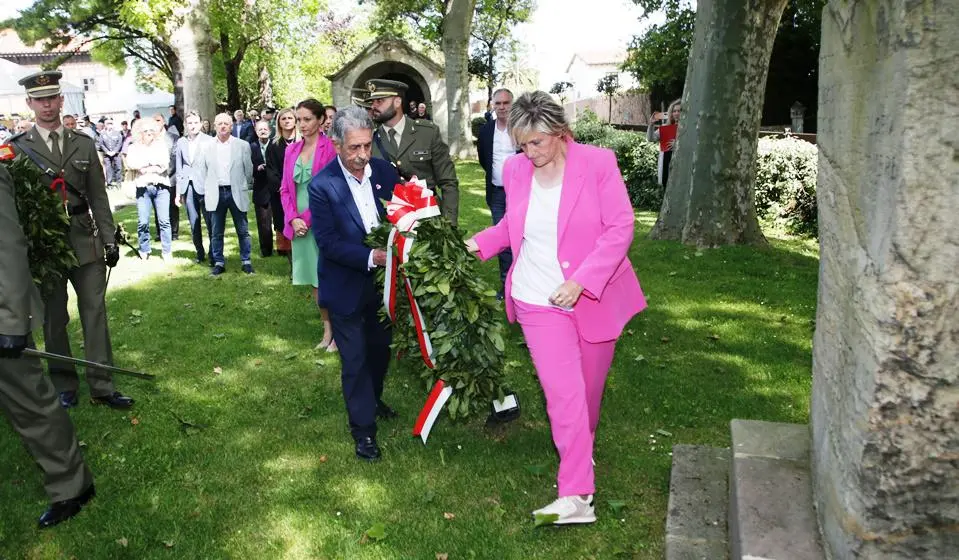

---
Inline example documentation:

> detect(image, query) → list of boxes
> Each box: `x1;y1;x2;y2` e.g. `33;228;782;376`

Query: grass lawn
0;161;819;559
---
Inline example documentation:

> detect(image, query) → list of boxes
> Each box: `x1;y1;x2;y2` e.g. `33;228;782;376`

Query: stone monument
811;2;958;558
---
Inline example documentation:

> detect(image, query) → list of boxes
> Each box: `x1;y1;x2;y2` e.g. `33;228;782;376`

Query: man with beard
10;71;133;410
308;106;400;461
365;79;459;227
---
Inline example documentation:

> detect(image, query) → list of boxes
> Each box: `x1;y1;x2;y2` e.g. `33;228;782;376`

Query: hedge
571;111;819;237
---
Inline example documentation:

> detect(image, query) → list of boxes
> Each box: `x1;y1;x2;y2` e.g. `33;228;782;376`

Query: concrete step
666;444;731;560
728;419;824;560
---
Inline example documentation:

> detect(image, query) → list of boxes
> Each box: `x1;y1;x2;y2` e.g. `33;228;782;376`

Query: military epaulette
66;130;94;144
411;119;435;128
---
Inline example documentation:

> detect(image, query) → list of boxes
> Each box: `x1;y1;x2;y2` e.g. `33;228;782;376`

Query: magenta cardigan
280;134;336;241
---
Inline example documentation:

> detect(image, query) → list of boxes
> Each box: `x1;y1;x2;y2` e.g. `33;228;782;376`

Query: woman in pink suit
281;98;337;350
466;91;646;525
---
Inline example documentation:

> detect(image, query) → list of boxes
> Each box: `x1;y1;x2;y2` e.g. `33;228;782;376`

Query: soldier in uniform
366;79;460;227
11;71;133;409
0;165;96;528
96;117;124;188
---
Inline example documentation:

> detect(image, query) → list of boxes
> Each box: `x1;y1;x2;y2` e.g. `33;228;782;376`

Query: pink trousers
514;299;616;497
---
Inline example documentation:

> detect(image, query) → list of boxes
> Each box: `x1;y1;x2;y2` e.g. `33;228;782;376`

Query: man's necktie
388;128;398;154
49;130;62;164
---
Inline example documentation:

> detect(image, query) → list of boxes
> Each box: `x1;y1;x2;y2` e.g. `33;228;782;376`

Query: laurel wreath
368;218;508;420
4;156;78;286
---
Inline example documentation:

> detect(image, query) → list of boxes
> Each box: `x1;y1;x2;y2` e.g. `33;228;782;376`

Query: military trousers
43;261;116;397
0;339;93;502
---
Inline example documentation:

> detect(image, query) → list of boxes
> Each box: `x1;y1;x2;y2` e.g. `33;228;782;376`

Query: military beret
17;70;63;98
365;78;408;100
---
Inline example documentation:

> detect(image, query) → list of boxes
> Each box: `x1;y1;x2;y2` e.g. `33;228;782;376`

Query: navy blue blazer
308;157;399;316
477;119;495;190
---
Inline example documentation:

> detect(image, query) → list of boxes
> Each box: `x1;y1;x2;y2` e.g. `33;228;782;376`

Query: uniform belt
68;203;90;216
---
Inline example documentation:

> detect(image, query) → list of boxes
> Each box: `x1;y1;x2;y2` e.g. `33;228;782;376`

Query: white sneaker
532;495;596;525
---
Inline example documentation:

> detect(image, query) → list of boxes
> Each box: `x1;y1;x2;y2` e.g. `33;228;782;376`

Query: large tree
468;0;534;103
650;0;789;246
623;0;695;109
370;0;479;157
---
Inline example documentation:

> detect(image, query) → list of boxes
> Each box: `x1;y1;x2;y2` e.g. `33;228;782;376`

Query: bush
755;135;818;237
572;110;662;210
470;116;487;140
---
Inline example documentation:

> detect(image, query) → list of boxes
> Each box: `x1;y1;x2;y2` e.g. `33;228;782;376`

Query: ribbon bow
383;178;440;369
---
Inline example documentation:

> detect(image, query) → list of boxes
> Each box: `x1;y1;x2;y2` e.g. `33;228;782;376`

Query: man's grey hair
330;106;373;144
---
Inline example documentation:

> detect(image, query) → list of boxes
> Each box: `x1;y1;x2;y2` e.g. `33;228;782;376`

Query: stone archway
328;37;447;139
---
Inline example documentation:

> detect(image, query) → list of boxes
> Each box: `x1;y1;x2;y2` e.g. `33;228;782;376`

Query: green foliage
572;111;662;210
367;218;507;420
623;0;695;107
469;0;534;96
470;116;487;140
763;0;825;131
754;136;818;237
5;157;77;286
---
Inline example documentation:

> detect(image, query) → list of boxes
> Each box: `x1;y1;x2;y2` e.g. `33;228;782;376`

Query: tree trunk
258;65;273;108
168;0;216;122
649;0;787;246
170;55;184;115
486;47;495;103
441;0;477;158
608;95;613;122
220;32;242;111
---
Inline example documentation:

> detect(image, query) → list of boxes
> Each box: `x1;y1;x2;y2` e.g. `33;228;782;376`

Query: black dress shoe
355;437;381;461
38;484;96;529
211;265;226;276
90;391;135;409
59;391;78;409
375;401;398;419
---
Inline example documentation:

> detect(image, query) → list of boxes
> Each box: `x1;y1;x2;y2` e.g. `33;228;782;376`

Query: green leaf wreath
368;218;508;420
4;156;77;286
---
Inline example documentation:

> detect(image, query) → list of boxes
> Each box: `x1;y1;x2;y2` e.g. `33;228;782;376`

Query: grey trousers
0;340;93;502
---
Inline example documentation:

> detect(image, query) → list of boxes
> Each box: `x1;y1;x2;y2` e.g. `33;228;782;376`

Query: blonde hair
273;107;300;144
667;98;682;125
508;90;572;145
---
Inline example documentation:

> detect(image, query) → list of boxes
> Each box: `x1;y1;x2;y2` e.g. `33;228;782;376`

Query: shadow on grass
0;161;818;559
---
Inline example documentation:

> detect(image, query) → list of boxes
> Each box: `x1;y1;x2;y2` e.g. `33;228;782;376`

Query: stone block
666;444;730;560
729;420;823;560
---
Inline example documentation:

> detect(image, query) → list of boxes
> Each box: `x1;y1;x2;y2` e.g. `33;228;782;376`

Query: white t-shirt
510;176;568;309
491;124;514;187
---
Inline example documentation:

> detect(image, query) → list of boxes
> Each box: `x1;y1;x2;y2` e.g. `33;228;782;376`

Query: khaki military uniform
372;117;460;227
10;126;118;397
0;165;94;502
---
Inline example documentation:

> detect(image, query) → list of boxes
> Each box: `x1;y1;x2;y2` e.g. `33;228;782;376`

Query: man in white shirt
205;112;254;276
307;106;401;462
477;88;516;298
175;111;215;264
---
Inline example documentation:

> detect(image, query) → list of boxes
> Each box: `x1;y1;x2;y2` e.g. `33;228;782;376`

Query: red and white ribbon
383;178;439;369
412;379;453;444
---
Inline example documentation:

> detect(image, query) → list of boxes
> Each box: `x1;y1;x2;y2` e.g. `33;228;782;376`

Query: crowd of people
2;72;647;530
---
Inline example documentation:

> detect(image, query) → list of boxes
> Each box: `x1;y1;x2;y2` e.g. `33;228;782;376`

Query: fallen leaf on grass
436;554;449;560
213;333;226;339
608;499;627;514
116;537;128;547
162;540;175;548
363;522;387;542
130;310;142;318
655;428;673;437
130;417;139;426
253;359;264;367
443;512;455;520
707;334;720;340
314;359;326;367
660;337;671;343
78;440;86;447
284;353;298;360
319;455;327;463
633;355;646;362
213;366;223;375
534;513;560;527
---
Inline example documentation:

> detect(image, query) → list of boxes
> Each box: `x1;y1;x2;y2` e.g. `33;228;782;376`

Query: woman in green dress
281;98;337;351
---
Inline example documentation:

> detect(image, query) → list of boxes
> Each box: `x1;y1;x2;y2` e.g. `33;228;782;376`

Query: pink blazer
473;141;647;343
280;134;336;241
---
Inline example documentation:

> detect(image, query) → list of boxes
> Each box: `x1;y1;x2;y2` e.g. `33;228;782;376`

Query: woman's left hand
549;280;585;309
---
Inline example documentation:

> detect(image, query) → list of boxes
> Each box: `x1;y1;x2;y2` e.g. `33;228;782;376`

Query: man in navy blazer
476;88;516;297
308;106;400;461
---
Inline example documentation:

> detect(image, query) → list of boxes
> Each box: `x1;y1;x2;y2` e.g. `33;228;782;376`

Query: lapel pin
375;184;381;190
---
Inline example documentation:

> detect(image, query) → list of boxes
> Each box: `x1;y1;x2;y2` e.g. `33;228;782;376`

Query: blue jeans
209;187;252;267
184;183;212;261
485;183;512;287
136;185;171;255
